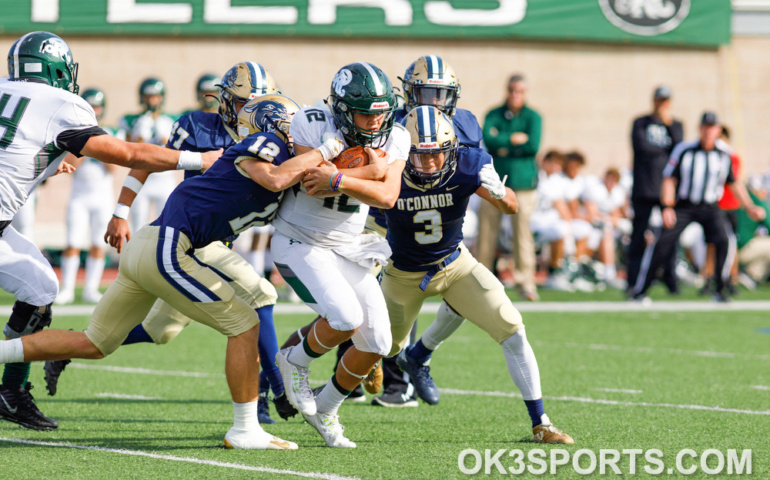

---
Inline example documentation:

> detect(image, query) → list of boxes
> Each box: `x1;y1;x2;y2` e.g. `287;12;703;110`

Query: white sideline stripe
439;389;770;416
594;388;642;394
0;438;361;480
95;393;161;400
69;363;224;378
538;341;770;362
6;300;770;317
751;385;770;391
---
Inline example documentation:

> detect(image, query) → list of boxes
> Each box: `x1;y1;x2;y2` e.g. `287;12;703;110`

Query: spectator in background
478;74;542;300
737;181;770;285
627;86;684;295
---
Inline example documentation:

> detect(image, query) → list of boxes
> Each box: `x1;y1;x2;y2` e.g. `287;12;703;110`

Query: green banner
0;0;731;47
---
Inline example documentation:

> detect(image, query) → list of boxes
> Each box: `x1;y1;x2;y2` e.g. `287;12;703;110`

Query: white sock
604;264;617;281
421;302;465;351
247;250;265;275
287;343;317;368
501;329;542;400
59;254;80;295
84;255;105;294
0;338;24;364
315;378;349;414
233;400;263;431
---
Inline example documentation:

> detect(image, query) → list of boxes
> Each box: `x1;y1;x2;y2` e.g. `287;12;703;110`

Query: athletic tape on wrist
177;150;203;170
122;175;144;195
113;203;130;220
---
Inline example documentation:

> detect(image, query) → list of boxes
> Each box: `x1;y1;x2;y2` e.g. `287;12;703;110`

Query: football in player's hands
332;145;386;170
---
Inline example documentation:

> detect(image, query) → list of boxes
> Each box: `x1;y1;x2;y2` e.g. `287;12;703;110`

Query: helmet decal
39;37;71;64
332;69;353;97
425;55;444;81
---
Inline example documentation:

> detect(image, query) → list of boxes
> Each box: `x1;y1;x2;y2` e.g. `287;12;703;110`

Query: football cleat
257;393;276;425
532;415;574;445
273;393;299;420
363;361;383;394
371;389;418;408
44;359;71;396
0;383;58;431
544;273;573;292
223;427;298;450
396;348;439;405
275;348;316;416
304;411;356;448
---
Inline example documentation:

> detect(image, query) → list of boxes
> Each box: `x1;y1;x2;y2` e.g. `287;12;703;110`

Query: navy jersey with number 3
166;111;239;180
385;147;491;269
154;132;289;249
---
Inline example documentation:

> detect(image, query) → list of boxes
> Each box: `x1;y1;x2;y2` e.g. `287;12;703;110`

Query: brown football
332;145;386;169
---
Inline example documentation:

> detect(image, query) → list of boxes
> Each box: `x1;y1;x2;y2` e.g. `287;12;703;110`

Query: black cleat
273;393;298;420
396;348;440;405
44;359;71;396
0;383;58;431
371;389;418;408
257;393;276;424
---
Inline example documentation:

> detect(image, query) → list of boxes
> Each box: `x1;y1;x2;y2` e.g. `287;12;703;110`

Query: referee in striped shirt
633;112;766;302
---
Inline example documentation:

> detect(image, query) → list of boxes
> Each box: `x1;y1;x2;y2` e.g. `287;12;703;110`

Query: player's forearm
81;135;204;172
338;176;399;209
116;170;151;207
477;186;517;214
660;177;677;207
554;201;572;221
730;182;756;211
266;149;325;192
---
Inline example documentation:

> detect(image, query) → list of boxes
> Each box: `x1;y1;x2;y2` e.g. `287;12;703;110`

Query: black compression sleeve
56;126;108;157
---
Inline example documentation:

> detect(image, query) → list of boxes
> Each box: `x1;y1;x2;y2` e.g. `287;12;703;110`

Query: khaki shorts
381;246;523;357
141;240;277;344
84;226;260;355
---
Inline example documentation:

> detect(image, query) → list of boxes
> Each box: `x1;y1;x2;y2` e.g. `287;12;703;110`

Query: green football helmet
196;73;221;110
7;31;79;94
81;88;106;121
138;77;165;111
328;62;396;148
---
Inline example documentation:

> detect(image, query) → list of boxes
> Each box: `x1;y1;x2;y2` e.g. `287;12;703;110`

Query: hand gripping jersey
166;110;239;180
385;147;490;269
273;105;410;248
0;78;104;220
153;131;288;249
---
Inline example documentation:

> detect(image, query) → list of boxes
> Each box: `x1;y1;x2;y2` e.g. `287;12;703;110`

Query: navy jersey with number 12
385;147;491;269
154;131;288;249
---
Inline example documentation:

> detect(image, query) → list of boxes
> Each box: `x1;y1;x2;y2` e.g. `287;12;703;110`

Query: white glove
479;164;506;200
317;132;346;162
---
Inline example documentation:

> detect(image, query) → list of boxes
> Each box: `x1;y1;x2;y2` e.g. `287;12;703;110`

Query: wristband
333;173;344;191
122;175;144;195
338;174;345;190
329;173;336;190
177;150;203;170
113;203;130;220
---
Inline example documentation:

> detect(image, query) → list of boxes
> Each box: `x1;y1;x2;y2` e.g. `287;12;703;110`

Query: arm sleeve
51;95;102;157
662;144;685;180
631;117;666;157
56;126;108;157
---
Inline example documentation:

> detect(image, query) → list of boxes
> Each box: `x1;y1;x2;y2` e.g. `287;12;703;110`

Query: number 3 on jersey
414;209;442;244
247;136;280;162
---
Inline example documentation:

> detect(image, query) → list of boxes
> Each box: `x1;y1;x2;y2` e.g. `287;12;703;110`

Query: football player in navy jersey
0;95;346;449
371;55;483;407
381;106;573;444
65;62;291;424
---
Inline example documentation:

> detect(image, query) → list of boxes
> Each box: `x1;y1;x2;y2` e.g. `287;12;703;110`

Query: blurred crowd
15;73;770;304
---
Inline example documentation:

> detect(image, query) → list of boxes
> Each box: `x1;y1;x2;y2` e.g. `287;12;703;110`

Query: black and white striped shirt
662;139;735;205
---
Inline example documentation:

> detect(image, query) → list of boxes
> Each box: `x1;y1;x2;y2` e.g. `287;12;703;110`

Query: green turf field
1;302;767;479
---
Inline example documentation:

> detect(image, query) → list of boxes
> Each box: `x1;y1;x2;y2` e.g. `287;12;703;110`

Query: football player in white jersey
56;88;124;305
273;62;410;448
0;31;218;431
120;78;178;234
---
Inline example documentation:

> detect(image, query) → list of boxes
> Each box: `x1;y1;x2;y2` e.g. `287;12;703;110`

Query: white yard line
594;388;643;394
535;341;770;362
6;300;770;318
751;385;770;391
68;363;225;378
0;437;362;480
95;393;161;400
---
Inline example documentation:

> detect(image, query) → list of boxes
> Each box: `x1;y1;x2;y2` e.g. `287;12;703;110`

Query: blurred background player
56;88;124;305
186;73;221;115
120;77;177;234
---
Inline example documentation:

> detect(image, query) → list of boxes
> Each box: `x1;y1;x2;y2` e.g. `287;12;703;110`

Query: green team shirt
482;103;542;191
736;190;770;249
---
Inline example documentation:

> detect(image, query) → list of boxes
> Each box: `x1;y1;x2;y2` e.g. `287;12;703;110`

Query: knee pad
4;301;52;339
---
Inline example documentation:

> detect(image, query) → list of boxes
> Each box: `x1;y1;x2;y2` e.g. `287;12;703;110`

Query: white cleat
223;427;298;450
275;348;316;417
304;411;356;448
54;290;74;305
81;290;103;304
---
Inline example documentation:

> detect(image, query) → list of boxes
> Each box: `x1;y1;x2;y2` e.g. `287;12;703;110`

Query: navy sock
2;363;31;388
407;339;433;365
122;324;153;345
524;398;545;428
257;305;284;397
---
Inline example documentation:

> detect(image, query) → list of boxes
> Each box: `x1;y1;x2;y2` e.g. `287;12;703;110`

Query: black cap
700;111;718;126
653;86;672;100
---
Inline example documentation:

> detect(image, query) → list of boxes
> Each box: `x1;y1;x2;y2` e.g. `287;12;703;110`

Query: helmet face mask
196;73;221;110
403;106;458;190
7;31;79;94
219;62;278;130
236;94;300;148
138;78;165;112
401;55;461;117
329;62;396;148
